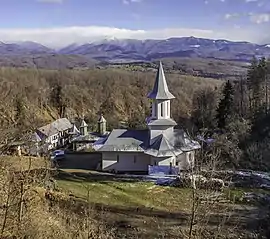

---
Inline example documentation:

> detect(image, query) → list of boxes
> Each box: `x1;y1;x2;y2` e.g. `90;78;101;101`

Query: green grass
55;172;195;238
56;177;192;212
53;170;268;238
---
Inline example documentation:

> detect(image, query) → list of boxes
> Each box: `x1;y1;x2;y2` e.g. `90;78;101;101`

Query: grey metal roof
37;118;73;137
145;134;183;157
69;124;80;135
71;133;100;143
171;129;201;151
96;129;149;152
96;128;200;156
147;61;175;100
31;132;42;142
147;118;177;126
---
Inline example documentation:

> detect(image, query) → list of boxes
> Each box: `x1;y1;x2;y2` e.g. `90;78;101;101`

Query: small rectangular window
160;103;164;117
117;155;119;163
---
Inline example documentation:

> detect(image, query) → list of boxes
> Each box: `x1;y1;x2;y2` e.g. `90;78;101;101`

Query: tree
216;80;234;129
247;57;267;118
127;109;147;129
50;83;68;118
14;95;26;127
191;87;218;131
232;76;249;119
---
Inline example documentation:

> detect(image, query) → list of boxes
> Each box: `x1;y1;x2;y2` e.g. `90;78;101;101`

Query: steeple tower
97;114;107;135
80;119;88;136
148;61;175;100
147;62;177;141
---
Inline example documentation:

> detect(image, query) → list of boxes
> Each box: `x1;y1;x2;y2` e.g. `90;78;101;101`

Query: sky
0;0;270;47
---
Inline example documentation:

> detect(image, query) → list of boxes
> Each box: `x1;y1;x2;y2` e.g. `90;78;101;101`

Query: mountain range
0;37;270;69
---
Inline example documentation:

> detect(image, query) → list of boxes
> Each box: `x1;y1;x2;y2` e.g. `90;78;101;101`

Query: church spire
147;61;175;100
146;60;177;136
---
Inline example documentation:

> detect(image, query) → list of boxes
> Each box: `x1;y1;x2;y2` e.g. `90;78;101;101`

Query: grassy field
55;169;264;238
1;156;267;238
56;173;191;211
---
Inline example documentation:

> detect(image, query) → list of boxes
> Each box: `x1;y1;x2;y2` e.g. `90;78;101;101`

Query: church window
117;155;119;162
167;102;169;116
189;153;193;161
161;103;164;117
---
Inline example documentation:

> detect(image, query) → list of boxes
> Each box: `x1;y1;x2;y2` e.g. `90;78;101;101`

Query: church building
94;62;200;174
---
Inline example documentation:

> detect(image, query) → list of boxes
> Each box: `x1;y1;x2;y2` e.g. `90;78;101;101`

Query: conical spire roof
69;124;80;135
147;61;175;100
98;114;106;123
80;119;88;128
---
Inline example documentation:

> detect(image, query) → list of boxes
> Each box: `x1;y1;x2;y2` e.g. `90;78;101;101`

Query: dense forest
193;57;270;171
0;66;219;139
1;60;270;239
1;57;270;171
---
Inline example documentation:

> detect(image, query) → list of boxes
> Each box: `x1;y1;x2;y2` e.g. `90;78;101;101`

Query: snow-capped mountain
0;37;270;63
57;37;270;62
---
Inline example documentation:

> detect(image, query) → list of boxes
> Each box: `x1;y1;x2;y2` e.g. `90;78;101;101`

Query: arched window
161;103;164;117
189;152;192;161
155;103;158;118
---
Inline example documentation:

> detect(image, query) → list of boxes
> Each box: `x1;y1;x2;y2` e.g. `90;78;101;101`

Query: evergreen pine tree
247;57;266;117
257;57;268;114
216;80;234;129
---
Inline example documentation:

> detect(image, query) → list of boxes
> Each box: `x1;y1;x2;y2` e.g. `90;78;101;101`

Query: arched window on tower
161;103;164;117
167;101;169;117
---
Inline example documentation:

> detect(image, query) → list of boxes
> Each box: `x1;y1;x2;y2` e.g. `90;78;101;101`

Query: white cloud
224;13;241;19
250;13;270;23
37;0;63;3
122;0;141;4
224;11;270;24
0;25;269;48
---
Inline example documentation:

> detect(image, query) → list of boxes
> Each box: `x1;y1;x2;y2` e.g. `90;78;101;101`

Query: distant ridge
0;36;269;69
57;37;270;63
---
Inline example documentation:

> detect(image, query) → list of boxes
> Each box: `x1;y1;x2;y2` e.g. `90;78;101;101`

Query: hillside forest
1;58;270;170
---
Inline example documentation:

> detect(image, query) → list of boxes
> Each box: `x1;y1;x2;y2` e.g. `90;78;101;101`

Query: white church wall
102;152;118;171
150;155;176;166
102;152;150;172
